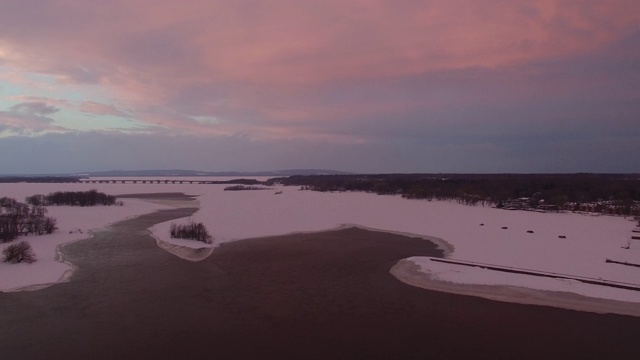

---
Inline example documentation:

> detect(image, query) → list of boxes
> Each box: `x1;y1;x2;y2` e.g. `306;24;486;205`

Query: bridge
79;179;213;184
77;179;263;185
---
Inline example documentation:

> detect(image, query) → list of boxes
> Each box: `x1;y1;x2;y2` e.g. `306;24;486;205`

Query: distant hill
67;169;351;177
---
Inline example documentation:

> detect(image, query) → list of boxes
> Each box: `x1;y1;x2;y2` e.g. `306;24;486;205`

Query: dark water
1;207;640;359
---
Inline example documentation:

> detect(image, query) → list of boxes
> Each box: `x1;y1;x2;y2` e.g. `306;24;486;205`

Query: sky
0;0;639;174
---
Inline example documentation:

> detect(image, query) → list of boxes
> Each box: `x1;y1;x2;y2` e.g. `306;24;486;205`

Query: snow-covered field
1;180;639;308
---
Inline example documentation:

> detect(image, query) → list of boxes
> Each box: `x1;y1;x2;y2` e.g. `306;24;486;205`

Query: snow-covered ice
1;180;639;310
406;257;640;303
149;185;640;307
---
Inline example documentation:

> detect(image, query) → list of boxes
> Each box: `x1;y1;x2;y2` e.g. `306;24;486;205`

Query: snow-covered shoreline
0;196;170;292
2;181;639;313
146;185;640;310
390;259;640;317
142;183;639;302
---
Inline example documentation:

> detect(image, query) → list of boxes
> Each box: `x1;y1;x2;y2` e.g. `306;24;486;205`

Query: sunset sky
1;0;639;174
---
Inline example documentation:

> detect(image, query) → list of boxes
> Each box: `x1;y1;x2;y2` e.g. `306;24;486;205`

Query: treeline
0;197;57;243
268;173;640;215
170;222;213;244
26;190;122;207
0;176;80;183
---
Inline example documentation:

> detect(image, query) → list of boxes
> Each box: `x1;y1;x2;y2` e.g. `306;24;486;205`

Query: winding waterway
1;203;639;359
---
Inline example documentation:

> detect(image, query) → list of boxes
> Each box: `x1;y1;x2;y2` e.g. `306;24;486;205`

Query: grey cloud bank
1;132;638;175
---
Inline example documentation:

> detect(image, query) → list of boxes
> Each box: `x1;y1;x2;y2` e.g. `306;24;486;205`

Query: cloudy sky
1;0;639;174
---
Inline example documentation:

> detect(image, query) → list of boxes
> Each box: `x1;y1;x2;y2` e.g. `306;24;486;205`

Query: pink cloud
0;0;638;141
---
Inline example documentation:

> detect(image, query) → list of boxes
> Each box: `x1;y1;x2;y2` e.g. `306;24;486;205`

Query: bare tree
2;241;36;263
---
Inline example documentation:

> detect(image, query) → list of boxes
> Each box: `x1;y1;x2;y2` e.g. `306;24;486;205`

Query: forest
267;173;640;216
0;197;57;243
25;190;121;207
